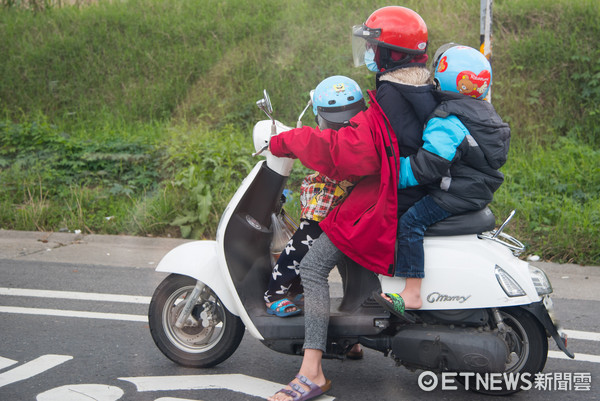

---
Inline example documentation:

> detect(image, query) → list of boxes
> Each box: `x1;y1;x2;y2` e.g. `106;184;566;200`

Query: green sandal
372;291;416;323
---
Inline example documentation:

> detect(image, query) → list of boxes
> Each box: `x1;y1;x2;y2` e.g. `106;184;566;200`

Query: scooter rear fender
381;235;541;310
155;240;240;316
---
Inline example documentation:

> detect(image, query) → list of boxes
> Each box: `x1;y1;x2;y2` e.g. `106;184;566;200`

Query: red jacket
269;90;399;276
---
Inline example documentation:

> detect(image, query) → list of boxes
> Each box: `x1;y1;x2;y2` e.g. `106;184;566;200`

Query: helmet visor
317;115;347;131
352;25;380;67
316;101;366;130
432;42;460;71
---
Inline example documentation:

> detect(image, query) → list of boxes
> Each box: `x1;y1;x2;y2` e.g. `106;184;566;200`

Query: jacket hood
432;91;511;170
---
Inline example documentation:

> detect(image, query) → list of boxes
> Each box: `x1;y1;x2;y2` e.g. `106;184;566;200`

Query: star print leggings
264;219;323;304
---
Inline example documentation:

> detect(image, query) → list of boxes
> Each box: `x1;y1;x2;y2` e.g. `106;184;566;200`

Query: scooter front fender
521;301;574;358
155;240;240;316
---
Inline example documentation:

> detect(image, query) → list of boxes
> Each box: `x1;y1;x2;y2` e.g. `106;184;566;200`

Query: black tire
148;274;245;368
467;307;548;395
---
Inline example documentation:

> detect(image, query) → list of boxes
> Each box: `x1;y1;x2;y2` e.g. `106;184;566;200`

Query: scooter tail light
495;265;526;297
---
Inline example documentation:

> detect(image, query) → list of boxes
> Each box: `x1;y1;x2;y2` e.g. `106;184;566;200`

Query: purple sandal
273;374;331;401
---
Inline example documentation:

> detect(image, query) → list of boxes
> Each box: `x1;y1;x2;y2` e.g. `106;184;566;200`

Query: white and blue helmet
434;46;492;100
312;75;366;130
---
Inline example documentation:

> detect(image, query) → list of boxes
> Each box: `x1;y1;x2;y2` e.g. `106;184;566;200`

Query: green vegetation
1;0;599;264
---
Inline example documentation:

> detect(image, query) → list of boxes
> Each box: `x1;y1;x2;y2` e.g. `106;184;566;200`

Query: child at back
374;45;511;319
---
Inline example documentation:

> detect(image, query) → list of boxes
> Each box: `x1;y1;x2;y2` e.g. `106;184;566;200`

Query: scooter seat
425;207;495;237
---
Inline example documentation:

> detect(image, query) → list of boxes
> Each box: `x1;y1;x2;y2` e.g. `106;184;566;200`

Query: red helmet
352;6;428;70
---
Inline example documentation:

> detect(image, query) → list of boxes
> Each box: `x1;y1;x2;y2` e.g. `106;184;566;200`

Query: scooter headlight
529;265;553;295
495;265;526;297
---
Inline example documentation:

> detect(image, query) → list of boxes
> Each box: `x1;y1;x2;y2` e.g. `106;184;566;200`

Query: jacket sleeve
269;116;381;180
398;115;469;189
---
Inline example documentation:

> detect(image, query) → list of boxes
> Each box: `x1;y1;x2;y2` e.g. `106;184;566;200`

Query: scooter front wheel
148;273;245;368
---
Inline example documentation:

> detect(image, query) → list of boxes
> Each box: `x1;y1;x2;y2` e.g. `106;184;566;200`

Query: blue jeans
395;195;451;278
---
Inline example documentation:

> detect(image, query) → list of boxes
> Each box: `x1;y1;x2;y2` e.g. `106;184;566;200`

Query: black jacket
401;91;511;214
375;65;439;215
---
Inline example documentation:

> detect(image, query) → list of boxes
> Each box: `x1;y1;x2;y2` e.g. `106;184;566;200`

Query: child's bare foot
398;290;422;309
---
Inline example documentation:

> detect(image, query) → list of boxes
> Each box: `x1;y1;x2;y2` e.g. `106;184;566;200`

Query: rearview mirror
256;89;273;120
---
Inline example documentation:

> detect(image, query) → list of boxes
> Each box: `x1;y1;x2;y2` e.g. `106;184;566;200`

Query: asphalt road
0;230;599;400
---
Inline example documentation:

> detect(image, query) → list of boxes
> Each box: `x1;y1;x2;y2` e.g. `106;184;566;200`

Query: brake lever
252;144;269;157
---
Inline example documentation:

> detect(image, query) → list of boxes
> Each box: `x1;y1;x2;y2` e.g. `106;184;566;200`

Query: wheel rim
500;311;529;373
161;285;227;353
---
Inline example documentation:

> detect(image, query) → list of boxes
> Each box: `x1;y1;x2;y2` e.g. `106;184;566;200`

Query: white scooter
148;90;573;395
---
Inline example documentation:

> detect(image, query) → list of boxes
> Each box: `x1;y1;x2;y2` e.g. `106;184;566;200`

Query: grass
492;136;600;264
0;0;599;264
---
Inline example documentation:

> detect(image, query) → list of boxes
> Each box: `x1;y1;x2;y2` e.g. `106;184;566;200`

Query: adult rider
266;6;439;401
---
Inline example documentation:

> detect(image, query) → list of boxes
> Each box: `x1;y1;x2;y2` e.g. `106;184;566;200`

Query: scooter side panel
218;162;289;341
155;241;241;316
381;235;540;310
212;161;280;341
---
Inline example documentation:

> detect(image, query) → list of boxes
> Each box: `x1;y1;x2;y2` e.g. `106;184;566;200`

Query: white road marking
0;355;72;388
548;350;600;363
2;287;600;368
0;306;147;322
155;398;198;401
120;374;336;400
0;356;18;370
563;329;600;342
0;287;151;304
36;384;124;401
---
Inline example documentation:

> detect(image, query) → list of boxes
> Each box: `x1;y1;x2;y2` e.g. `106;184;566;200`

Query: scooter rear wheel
148;273;245;368
464;306;548;395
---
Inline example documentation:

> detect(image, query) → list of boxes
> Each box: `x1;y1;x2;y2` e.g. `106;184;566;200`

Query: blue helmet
312;75;366;130
434;46;492;100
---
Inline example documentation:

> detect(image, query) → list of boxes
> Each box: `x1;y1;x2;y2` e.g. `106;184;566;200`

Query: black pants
264;219;323;303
